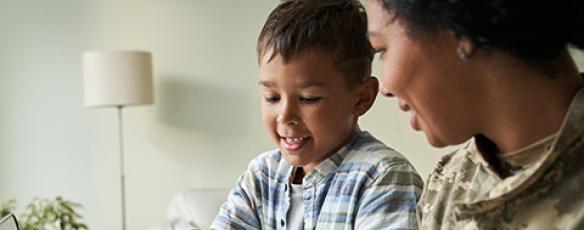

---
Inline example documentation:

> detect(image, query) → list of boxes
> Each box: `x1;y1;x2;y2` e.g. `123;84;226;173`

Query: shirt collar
301;127;363;186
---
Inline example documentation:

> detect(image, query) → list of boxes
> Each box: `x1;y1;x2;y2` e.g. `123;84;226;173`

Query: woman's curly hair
380;0;584;62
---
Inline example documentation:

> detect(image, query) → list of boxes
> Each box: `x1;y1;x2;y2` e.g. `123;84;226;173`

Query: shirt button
280;218;285;227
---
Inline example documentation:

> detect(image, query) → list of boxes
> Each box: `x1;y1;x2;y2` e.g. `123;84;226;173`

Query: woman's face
366;0;482;147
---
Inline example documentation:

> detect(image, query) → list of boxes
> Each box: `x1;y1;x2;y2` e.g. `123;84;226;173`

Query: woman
365;0;584;229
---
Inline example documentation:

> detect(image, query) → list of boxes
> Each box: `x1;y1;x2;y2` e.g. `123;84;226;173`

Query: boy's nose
277;113;300;126
277;101;300;126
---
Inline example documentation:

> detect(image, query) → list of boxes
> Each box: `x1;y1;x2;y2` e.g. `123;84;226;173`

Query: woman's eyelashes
374;48;386;60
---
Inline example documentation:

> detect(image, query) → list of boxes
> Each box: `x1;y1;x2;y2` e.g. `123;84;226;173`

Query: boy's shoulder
246;148;287;172
343;130;412;168
338;130;423;188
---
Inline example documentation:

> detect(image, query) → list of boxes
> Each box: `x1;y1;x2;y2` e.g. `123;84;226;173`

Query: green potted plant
0;199;16;219
0;197;88;230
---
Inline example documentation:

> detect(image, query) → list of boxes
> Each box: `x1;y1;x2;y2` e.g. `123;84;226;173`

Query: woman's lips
410;113;421;131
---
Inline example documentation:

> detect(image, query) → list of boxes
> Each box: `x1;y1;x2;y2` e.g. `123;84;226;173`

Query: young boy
211;0;422;229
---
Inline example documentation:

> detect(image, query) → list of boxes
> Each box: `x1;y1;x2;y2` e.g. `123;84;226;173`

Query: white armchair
148;188;230;230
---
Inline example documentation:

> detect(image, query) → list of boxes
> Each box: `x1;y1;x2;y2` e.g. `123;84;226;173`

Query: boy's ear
353;76;379;117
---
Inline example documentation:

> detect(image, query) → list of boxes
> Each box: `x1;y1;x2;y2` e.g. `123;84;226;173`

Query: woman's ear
354;76;379;117
456;36;476;61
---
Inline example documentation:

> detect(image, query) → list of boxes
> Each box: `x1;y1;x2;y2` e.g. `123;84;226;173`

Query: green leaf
5;196;90;230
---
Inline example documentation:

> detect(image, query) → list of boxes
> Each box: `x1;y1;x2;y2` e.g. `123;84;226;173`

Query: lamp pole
117;105;127;230
82;50;153;230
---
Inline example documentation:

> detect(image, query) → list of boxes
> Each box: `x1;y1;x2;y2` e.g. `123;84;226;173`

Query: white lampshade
83;50;154;107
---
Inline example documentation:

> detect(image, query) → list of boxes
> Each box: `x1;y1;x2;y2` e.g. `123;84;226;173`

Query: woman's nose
379;84;394;97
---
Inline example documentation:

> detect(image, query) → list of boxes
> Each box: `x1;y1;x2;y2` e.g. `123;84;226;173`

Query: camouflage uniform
417;88;584;230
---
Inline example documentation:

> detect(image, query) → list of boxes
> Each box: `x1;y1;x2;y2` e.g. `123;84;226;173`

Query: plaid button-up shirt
211;129;423;230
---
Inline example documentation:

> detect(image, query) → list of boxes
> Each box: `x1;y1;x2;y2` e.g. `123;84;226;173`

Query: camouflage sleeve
416;172;433;227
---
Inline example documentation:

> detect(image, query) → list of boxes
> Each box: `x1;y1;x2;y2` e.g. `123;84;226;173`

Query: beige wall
0;1;582;229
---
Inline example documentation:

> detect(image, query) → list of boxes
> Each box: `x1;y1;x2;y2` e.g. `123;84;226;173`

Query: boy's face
259;52;363;173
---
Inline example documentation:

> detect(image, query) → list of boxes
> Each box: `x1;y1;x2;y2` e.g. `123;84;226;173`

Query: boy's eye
300;97;321;104
264;95;280;103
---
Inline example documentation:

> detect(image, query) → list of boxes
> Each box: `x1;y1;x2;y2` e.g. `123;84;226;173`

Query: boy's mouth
280;136;311;151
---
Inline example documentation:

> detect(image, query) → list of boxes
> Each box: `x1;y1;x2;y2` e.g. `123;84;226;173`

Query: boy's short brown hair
257;0;374;88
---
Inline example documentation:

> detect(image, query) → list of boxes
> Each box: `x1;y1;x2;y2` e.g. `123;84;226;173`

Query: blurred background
1;0;583;229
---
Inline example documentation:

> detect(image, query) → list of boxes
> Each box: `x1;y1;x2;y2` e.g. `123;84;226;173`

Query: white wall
0;1;277;229
1;0;583;229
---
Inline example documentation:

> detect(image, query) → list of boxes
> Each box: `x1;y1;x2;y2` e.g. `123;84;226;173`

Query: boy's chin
281;153;304;165
280;153;311;167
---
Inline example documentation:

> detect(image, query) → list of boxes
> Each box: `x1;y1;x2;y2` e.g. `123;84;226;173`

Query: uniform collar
455;87;584;220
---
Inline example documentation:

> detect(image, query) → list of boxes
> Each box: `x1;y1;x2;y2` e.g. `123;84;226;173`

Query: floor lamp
82;51;154;230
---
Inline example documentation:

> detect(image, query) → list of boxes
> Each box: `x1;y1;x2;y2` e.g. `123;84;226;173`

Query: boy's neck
289;127;359;185
292;167;305;184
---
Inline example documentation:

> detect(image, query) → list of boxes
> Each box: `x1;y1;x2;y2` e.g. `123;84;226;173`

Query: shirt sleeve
210;167;262;230
354;162;424;230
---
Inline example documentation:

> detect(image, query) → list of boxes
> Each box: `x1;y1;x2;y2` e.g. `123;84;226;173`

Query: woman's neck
478;51;583;153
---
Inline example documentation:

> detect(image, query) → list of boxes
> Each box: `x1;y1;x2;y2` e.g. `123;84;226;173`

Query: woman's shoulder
426;139;480;182
421;139;489;204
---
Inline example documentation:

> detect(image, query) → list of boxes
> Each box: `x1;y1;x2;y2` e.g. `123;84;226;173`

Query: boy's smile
281;136;311;151
258;51;365;174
